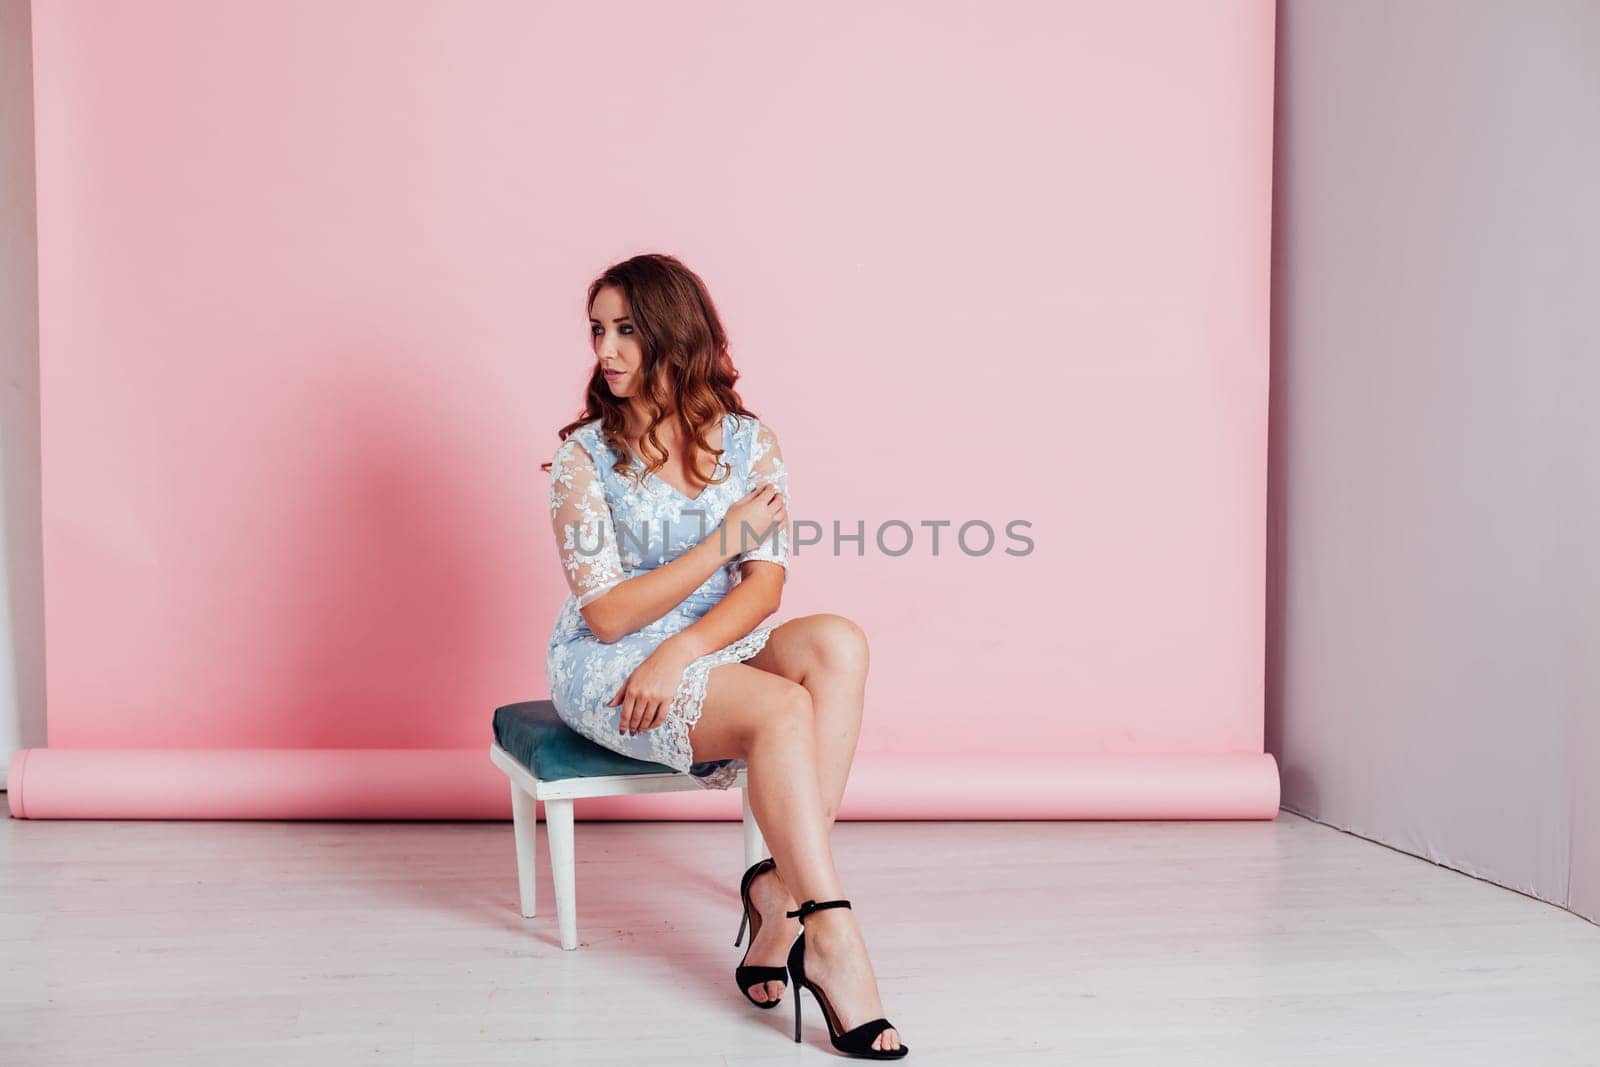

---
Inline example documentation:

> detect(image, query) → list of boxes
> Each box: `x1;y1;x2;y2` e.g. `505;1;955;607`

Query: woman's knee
808;613;869;672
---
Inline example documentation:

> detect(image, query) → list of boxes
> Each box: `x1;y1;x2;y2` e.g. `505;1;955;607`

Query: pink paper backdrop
26;1;1276;816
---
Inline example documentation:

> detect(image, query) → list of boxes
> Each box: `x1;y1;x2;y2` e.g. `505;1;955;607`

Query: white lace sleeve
549;437;626;608
738;421;790;579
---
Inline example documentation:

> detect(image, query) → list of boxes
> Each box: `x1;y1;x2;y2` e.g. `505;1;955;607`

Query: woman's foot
743;865;802;1004
799;906;905;1054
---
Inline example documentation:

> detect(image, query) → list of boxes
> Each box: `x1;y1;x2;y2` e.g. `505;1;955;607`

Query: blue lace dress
544;411;790;790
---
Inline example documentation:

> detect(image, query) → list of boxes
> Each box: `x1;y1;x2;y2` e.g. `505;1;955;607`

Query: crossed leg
686;612;900;1053
745;612;871;829
730;614;870;1003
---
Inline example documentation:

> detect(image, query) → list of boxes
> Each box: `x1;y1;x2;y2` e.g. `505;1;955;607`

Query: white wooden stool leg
742;785;766;870
544;797;578;950
510;782;538;919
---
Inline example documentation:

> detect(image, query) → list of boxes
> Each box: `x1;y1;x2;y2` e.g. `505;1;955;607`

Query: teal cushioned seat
493;699;681;781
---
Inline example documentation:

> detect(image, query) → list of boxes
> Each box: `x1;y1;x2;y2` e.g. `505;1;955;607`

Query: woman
541;253;908;1059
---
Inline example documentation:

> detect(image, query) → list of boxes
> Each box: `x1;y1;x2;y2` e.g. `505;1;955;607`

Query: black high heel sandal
785;898;909;1059
733;857;790;1009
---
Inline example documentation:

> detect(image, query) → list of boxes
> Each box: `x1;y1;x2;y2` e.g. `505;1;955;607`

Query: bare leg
688;660;903;1054
744;613;871;829
739;615;870;991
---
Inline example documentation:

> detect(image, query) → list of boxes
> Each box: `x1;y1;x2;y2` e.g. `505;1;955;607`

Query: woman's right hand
716;482;787;562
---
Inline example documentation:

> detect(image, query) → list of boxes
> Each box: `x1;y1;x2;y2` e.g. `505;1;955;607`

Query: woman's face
589;285;642;398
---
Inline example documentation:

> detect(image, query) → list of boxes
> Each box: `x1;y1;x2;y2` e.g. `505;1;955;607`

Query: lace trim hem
658;623;778;791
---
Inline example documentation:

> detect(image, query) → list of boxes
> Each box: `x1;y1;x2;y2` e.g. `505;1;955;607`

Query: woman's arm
582;537;737;644
588;479;788;643
610;562;783;736
607;421;791;736
549;437;743;643
668;420;791;658
661;562;784;660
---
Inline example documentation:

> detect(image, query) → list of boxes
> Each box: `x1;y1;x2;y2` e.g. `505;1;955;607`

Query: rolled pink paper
6;748;1278;821
5;748;508;820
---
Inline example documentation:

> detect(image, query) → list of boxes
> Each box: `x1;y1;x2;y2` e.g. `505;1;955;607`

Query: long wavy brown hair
539;253;758;491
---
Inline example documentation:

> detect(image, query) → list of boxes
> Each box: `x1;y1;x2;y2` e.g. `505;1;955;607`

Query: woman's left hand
610;637;702;736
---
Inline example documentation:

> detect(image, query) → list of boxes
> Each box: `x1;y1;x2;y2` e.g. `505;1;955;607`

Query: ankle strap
786;898;852;921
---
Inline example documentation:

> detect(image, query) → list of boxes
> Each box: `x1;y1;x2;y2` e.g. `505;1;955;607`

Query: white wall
1;0;46;785
1267;0;1600;921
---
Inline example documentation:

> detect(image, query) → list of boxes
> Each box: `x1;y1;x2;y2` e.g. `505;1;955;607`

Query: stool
490;699;767;950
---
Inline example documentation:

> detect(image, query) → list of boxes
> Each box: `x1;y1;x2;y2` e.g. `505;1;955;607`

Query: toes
748;980;784;1003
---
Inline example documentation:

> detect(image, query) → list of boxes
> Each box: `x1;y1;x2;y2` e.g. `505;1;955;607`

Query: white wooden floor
2;811;1597;1066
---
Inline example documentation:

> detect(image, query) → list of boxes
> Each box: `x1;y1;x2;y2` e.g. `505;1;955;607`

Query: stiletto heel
733;857;790;1009
794;968;804;1042
785;898;909;1059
